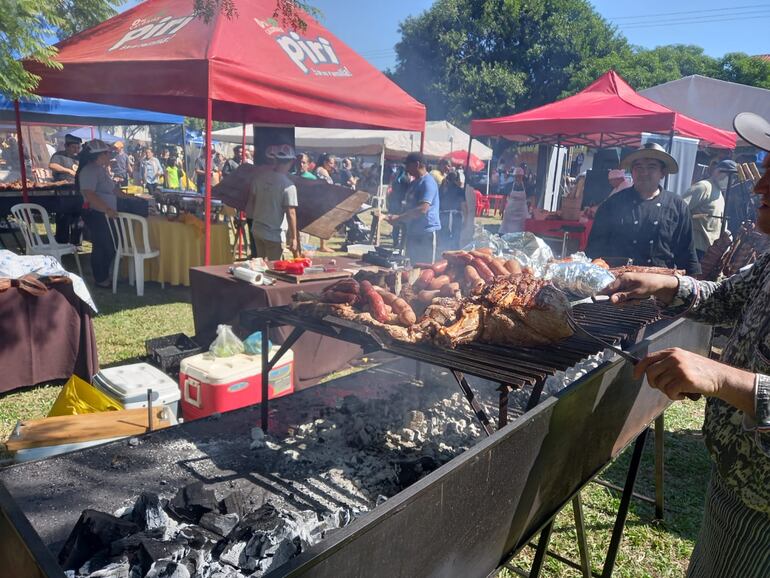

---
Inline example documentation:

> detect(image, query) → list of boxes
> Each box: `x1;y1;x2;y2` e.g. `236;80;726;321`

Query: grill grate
242;298;663;389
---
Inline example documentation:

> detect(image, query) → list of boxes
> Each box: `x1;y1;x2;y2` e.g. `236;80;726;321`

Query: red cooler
179;348;294;421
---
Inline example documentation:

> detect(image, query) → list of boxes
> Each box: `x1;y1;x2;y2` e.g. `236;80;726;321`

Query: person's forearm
718;367;758;418
394;204;428;222
286;207;299;243
49;163;74;175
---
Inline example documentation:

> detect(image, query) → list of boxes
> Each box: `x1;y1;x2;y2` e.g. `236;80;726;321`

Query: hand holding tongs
563;304;702;401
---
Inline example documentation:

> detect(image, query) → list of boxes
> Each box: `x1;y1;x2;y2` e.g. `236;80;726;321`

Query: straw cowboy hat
620;142;679;174
734;112;770;152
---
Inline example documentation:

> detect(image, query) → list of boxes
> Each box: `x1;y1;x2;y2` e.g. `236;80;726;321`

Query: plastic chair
10;203;83;276
474;190;490;217
109;212;161;297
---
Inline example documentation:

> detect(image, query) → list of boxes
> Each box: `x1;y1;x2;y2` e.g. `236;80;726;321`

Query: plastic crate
145;333;203;373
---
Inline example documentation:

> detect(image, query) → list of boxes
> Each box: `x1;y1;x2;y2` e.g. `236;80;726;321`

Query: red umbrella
445;150;485;171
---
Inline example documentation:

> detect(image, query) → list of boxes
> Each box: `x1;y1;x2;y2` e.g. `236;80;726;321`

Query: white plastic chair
109;212;161;297
10;203;83;277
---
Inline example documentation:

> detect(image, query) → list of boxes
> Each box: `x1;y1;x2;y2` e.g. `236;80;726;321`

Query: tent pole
90;126;95;140
552;136;561;211
485;160;491;196
420;131;425;153
13;100;29;203
464;134;472;179
664;129;675;190
379;144;385;193
181;123;188;182
242;123;247;162
204;98;213;265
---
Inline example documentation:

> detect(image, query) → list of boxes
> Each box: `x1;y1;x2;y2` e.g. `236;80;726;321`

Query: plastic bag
545;262;615;298
243;331;272;355
48;375;122;416
209;324;245;357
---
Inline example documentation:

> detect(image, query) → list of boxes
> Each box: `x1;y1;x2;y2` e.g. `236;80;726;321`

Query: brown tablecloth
0;283;98;393
190;260;362;390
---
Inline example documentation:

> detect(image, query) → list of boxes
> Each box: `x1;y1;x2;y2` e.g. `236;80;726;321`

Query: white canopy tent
212;121;493;161
640;75;770;144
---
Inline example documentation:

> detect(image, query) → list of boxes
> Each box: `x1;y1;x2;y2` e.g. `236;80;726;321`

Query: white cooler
93;362;181;422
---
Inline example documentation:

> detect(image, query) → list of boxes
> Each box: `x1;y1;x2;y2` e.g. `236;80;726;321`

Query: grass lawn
0;226;711;577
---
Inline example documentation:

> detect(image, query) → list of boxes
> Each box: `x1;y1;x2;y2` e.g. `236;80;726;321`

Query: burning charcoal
233;503;281;536
168;482;218;523
250;427;266;450
177;525;221;552
83;559;130;578
58;510;139;570
179;550;205;576
138;539;188;575
260;536;302;574
109;529;165;557
199;512;239;537
404;410;427;434
130;492;167;531
220;491;247;518
144;560;191;578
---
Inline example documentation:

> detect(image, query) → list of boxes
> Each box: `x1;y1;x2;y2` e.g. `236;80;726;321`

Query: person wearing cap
607;168;631;197
681;160;733;260
76;139;122;288
245;143;300;260
603;112;770;578
222;146;242;178
499;167;528;234
49;134;82;182
385;152;441;263
49;134;84;245
111;141;130;188
586;142;700;274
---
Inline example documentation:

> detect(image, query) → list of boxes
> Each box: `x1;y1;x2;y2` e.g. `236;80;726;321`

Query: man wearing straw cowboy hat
603;113;770;578
586;142;701;274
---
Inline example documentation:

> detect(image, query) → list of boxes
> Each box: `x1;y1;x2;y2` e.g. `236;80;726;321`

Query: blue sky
119;0;770;70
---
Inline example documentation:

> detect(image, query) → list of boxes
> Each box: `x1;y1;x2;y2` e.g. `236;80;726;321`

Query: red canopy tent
22;0;426;262
470;71;736;149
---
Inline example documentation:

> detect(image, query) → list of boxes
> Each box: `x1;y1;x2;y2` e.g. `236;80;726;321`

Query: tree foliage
0;0;127;98
390;0;627;123
390;0;770;124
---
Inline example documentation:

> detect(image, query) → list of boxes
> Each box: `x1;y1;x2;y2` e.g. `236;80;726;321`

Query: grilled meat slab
437;274;573;348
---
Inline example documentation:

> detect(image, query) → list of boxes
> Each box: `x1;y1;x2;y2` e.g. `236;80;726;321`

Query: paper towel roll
233;267;263;284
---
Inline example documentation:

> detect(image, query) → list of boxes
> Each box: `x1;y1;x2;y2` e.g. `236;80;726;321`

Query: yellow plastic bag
48;375;122;417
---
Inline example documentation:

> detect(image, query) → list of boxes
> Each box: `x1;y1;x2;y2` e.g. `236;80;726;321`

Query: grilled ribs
436;274;573;348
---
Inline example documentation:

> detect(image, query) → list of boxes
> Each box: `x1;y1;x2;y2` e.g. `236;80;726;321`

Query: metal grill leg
451;370;493;436
654;413;665;520
261;324;270;432
601;427;649;578
498;384;512;429
529;521;555;578
572;494;592;578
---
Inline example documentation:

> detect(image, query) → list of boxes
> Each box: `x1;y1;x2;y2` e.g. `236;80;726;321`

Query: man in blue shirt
386;152;441;263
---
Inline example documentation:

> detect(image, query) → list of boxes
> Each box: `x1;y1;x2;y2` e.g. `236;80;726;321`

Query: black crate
145;333;203;373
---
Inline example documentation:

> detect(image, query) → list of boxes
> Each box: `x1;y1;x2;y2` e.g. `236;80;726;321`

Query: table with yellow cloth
121;216;232;286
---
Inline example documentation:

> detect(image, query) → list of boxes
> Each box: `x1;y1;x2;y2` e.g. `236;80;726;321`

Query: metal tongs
562;297;702;401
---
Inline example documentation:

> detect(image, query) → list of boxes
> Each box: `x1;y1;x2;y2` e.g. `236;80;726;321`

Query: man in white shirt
246;144;300;260
607;168;632;197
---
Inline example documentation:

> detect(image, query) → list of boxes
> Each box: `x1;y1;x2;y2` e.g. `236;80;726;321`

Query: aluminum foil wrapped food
545;261;616;298
463;228;554;276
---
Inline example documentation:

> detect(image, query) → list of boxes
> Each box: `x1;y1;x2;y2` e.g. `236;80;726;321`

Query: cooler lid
180;348;293;385
96;362;180;404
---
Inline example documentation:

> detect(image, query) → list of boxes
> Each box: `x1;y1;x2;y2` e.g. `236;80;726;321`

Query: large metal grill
241;298;665;434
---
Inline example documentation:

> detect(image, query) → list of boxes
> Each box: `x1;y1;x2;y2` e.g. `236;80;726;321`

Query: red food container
179;350;294;421
272;260;290;271
285;262;305;275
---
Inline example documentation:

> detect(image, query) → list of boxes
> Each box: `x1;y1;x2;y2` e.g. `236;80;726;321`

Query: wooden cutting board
4;408;172;451
266;269;352;284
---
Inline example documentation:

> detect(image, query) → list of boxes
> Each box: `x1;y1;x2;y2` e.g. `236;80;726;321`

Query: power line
607;3;770;20
620;12;770;29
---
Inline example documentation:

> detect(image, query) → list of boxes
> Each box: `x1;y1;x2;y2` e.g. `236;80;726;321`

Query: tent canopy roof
212;120;493;161
23;0;425;131
0;96;183;126
640;75;770;140
470;71;736;149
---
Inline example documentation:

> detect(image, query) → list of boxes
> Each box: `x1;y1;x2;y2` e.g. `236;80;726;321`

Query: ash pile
58;379;486;577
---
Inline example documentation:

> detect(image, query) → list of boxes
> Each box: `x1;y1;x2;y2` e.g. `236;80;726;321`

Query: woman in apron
500;167;529;234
